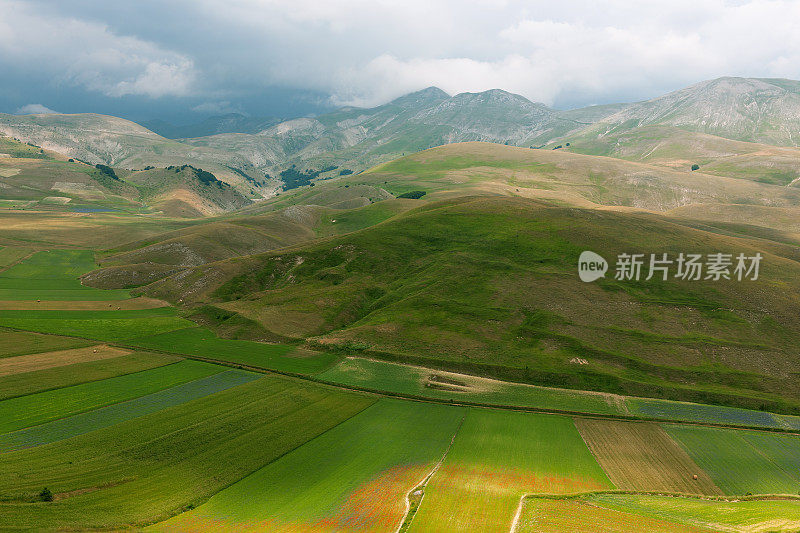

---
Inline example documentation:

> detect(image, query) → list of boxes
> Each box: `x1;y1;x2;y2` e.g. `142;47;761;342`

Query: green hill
562;77;800;148
0;113;272;196
129;193;800;414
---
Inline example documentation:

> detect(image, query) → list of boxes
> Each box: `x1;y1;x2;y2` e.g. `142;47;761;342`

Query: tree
39;487;53;502
691;164;700;171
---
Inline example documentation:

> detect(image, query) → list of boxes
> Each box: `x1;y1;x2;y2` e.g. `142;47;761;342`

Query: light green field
0;246;32;268
408;409;612;532
0;328;93;358
155;399;464;532
0;369;261;451
0;351;180;400
319;357;623;415
665;424;800;495
588;493;800;532
516;496;702;533
0;376;373;530
0;308;193;342
0;360;222;434
0;249;130;300
127;327;338;374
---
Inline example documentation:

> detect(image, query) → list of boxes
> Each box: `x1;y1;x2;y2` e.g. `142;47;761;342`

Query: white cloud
0;0;197;98
183;0;800;107
15;104;59;114
7;0;800;108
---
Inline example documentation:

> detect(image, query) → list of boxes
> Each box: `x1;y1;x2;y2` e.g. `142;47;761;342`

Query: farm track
396;411;467;533
2;324;800;436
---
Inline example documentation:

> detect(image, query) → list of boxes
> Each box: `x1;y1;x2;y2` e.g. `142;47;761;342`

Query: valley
2;75;800;531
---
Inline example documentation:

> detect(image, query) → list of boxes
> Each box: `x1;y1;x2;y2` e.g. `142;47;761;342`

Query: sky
2;0;800;123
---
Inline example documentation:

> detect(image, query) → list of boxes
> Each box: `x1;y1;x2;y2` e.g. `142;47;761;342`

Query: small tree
39;487;53;502
691;164;700;171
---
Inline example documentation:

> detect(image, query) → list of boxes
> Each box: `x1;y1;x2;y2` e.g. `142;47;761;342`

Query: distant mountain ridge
180;86;620;175
3;76;800;197
580;77;800;146
142;114;282;139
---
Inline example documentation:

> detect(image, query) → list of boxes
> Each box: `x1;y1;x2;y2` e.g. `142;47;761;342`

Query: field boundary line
1;324;799;435
0;360;223;441
396;409;467;533
0;249;36;275
509;494;526;533
519;489;800;502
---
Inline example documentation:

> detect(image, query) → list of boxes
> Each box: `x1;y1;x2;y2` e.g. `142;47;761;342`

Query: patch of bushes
397;190;426;199
94;164;119;180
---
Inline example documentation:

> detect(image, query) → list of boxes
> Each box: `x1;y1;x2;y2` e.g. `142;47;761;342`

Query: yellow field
0;344;132;376
575;419;721;495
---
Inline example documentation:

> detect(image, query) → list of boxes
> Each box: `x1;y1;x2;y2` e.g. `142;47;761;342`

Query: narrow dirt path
395;409;467;533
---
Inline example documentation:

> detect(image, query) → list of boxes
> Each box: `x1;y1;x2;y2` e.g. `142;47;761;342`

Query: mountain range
1;76;800;212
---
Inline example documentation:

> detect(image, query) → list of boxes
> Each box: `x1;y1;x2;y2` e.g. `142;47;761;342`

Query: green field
518;494;800;532
155;399;463;532
0;360;222;434
0;376;373;529
0;351;180;400
319;357;623;414
0;308;193;342
0;247;32;268
0;369;260;451
587;493;800;532
0;250;130;300
408;409;612;532
0;328;93;358
665;424;800;495
127;327;338;374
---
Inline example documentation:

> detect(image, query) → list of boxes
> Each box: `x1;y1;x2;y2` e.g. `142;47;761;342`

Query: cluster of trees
279;164;338;190
397;190;426;199
166;165;228;188
94;164;119;181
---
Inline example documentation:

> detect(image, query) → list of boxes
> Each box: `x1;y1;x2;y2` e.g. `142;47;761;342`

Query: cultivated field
515;497;703;533
587;493;800;532
407;409;612;532
0;359;222;434
155;400;463;532
0;351;180;400
128;327;337;374
0;369;260;451
574;419;721;494
0;376;373;529
665;425;800;495
518;494;800;532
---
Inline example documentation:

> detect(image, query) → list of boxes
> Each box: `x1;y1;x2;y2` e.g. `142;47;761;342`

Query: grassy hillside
0;113;271;196
567;77;800;147
132;193;800;412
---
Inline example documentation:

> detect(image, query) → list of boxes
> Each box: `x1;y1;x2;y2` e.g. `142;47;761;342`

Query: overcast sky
3;0;800;122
